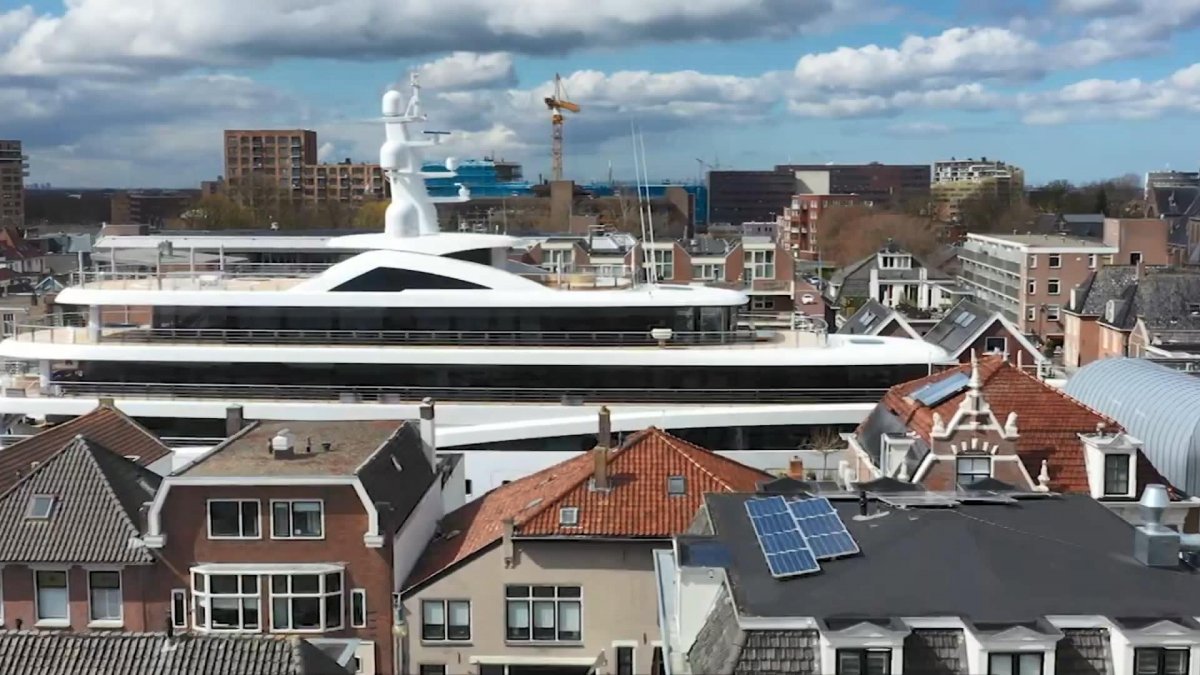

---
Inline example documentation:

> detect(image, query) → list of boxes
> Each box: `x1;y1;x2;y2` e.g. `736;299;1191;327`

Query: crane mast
543;73;580;182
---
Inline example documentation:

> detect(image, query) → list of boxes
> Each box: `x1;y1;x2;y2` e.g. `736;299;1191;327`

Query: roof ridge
1009;364;1120;429
649;427;768;490
100;404;172;457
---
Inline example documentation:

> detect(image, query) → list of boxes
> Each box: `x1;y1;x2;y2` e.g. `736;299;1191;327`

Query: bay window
505;585;581;642
193;573;260;631
270;572;343;631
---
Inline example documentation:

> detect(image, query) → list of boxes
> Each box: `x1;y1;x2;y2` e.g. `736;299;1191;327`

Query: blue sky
4;0;1200;187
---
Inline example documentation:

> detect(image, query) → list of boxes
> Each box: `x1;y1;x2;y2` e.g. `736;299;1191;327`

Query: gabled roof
0;436;160;564
403;427;767;592
178;421;435;534
922;299;1041;360
862;357;1171;495
0;405;170;495
838;299;921;339
0;631;349;675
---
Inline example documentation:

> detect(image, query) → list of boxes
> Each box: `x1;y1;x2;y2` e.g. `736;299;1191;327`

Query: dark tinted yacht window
331;267;488;291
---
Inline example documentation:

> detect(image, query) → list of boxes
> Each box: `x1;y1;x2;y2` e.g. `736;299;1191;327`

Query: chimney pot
788;456;805;479
419;399;437;469
858;490;869;517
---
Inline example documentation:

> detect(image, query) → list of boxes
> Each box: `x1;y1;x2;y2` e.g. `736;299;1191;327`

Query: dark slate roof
355;423;436;533
1061;214;1105;239
921;299;996;356
1069;265;1138;316
1134;270;1200;332
0;437;160;564
0;631;349;675
1152;186;1200;218
853;405;930;471
682;237;730;256
699;493;1200;622
838;299;893;335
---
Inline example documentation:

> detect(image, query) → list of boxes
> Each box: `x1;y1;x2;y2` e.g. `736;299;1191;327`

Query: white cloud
415;52;517;91
0;0;834;77
1051;0;1140;16
1019;62;1200;125
885;121;954;136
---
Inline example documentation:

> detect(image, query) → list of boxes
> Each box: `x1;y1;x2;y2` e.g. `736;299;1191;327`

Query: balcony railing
41;381;888;405
958;248;1021;274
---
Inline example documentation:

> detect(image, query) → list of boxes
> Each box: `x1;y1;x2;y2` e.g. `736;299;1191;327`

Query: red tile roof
404;427;768;591
0;405;171;494
866;356;1173;495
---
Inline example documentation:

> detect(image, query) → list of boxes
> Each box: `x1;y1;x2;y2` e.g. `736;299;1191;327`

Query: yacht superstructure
0;77;951;490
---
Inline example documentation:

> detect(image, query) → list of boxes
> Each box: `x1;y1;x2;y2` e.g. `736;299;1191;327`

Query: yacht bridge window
330;267;488;292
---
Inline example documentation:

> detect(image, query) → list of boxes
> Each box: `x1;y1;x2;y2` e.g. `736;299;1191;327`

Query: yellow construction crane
544;73;580;182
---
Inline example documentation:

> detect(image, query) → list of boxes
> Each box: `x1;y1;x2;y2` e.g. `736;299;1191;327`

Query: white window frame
667;475;687;495
984;337;1008;354
1103;453;1134;497
1130;251;1143;266
421;599;472;643
171;589;188;629
613;641;638;675
1027;254;1037;269
651;249;674;281
1026;280;1036;295
745;249;776;280
86;568;123;627
956;457;992;486
1046;304;1061;321
559;507;579;527
270;499;325;540
269;571;344;633
350;589;367;628
1047;278;1061;295
691;263;725;281
504;585;582;643
1088;254;1097;269
751;297;775;311
34;568;70;627
206;499;261;540
26;494;54;520
1048;254;1061;269
192;572;261;632
1026;306;1037;321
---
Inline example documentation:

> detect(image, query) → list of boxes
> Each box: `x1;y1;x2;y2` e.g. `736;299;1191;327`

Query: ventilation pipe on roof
1135;484;1200;567
419;398;437;469
270;429;294;458
225;405;244;438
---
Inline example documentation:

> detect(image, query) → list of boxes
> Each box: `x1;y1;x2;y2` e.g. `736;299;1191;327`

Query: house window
617;646;635;675
652;647;666;675
651;249;674;281
1;312;13;336
988;652;1043;674
1134;647;1189;675
956;457;991;487
26;494;54;520
88;571;122;624
207;500;260;539
1026;306;1037;321
1104;454;1131;496
1088;254;1097;269
171;589;188;629
419;667;447;675
984;337;1007;354
1027;280;1036;295
421;600;470;642
559;507;579;527
1048;254;1061;268
836;648;891;675
1131;251;1143;266
505;585;582;642
271;500;324;539
193;573;260;631
691;263;725;281
667;476;687;495
751;297;775;311
270;572;343;631
1027;255;1037;269
35;570;68;624
746;249;776;280
351;589;367;628
1048;279;1061;295
1046;304;1061;321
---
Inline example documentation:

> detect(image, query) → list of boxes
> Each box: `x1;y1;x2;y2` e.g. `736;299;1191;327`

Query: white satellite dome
382;89;404;116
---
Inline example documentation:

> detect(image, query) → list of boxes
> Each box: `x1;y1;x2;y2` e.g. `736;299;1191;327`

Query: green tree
1094;188;1109;216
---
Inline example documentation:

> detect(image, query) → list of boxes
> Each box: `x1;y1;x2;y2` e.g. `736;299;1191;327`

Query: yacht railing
71;262;336;286
12;315;763;347
41;381;888;405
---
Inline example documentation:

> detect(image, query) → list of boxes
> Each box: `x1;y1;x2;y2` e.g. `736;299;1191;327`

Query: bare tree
800;426;849;480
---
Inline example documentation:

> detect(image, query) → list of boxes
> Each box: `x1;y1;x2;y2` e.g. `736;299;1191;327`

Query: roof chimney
788;456;805;479
1134;484;1180;567
419;398;437;469
97;397;115;408
224;404;244;438
592;407;611;491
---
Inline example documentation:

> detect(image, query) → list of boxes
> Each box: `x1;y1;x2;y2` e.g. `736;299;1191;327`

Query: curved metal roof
1064;358;1200;494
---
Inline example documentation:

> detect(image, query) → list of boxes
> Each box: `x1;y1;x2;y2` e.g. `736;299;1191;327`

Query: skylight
667;476;687;495
26;495;54;520
559;507;579;527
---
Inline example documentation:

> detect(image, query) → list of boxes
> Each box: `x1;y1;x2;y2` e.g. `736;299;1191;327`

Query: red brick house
141;412;447;675
845;355;1197;528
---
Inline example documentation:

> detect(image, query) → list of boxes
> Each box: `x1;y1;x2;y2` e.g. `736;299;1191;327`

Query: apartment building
777;193;871;255
301;161;386;203
224;130;317;196
931;157;1024;220
401;414;767;675
141;414;451;675
958;232;1117;341
0;140;27;227
777;163;930;206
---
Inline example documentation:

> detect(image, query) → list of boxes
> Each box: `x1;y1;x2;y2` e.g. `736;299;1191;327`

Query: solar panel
789;497;860;559
956;489;1018;504
872;492;959;508
911;372;971;407
745;496;821;578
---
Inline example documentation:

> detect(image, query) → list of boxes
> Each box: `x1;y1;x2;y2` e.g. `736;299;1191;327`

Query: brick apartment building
931;157;1024;220
0;140;26;227
224;130;386;206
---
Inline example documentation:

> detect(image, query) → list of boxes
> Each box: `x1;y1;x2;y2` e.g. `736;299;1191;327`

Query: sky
3;0;1200;188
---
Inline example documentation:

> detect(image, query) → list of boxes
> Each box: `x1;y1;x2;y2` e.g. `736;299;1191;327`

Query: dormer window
988;652;1043;675
1103;454;1132;496
559;507;579;527
956;457;991;487
26;494;54;520
667;476;687;496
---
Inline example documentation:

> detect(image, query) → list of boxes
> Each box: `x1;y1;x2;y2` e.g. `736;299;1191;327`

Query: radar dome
445;157;459;171
382;90;404;116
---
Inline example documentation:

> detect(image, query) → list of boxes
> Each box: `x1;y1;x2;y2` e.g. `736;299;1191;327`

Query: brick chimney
592;406;611;491
788;456;805;479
